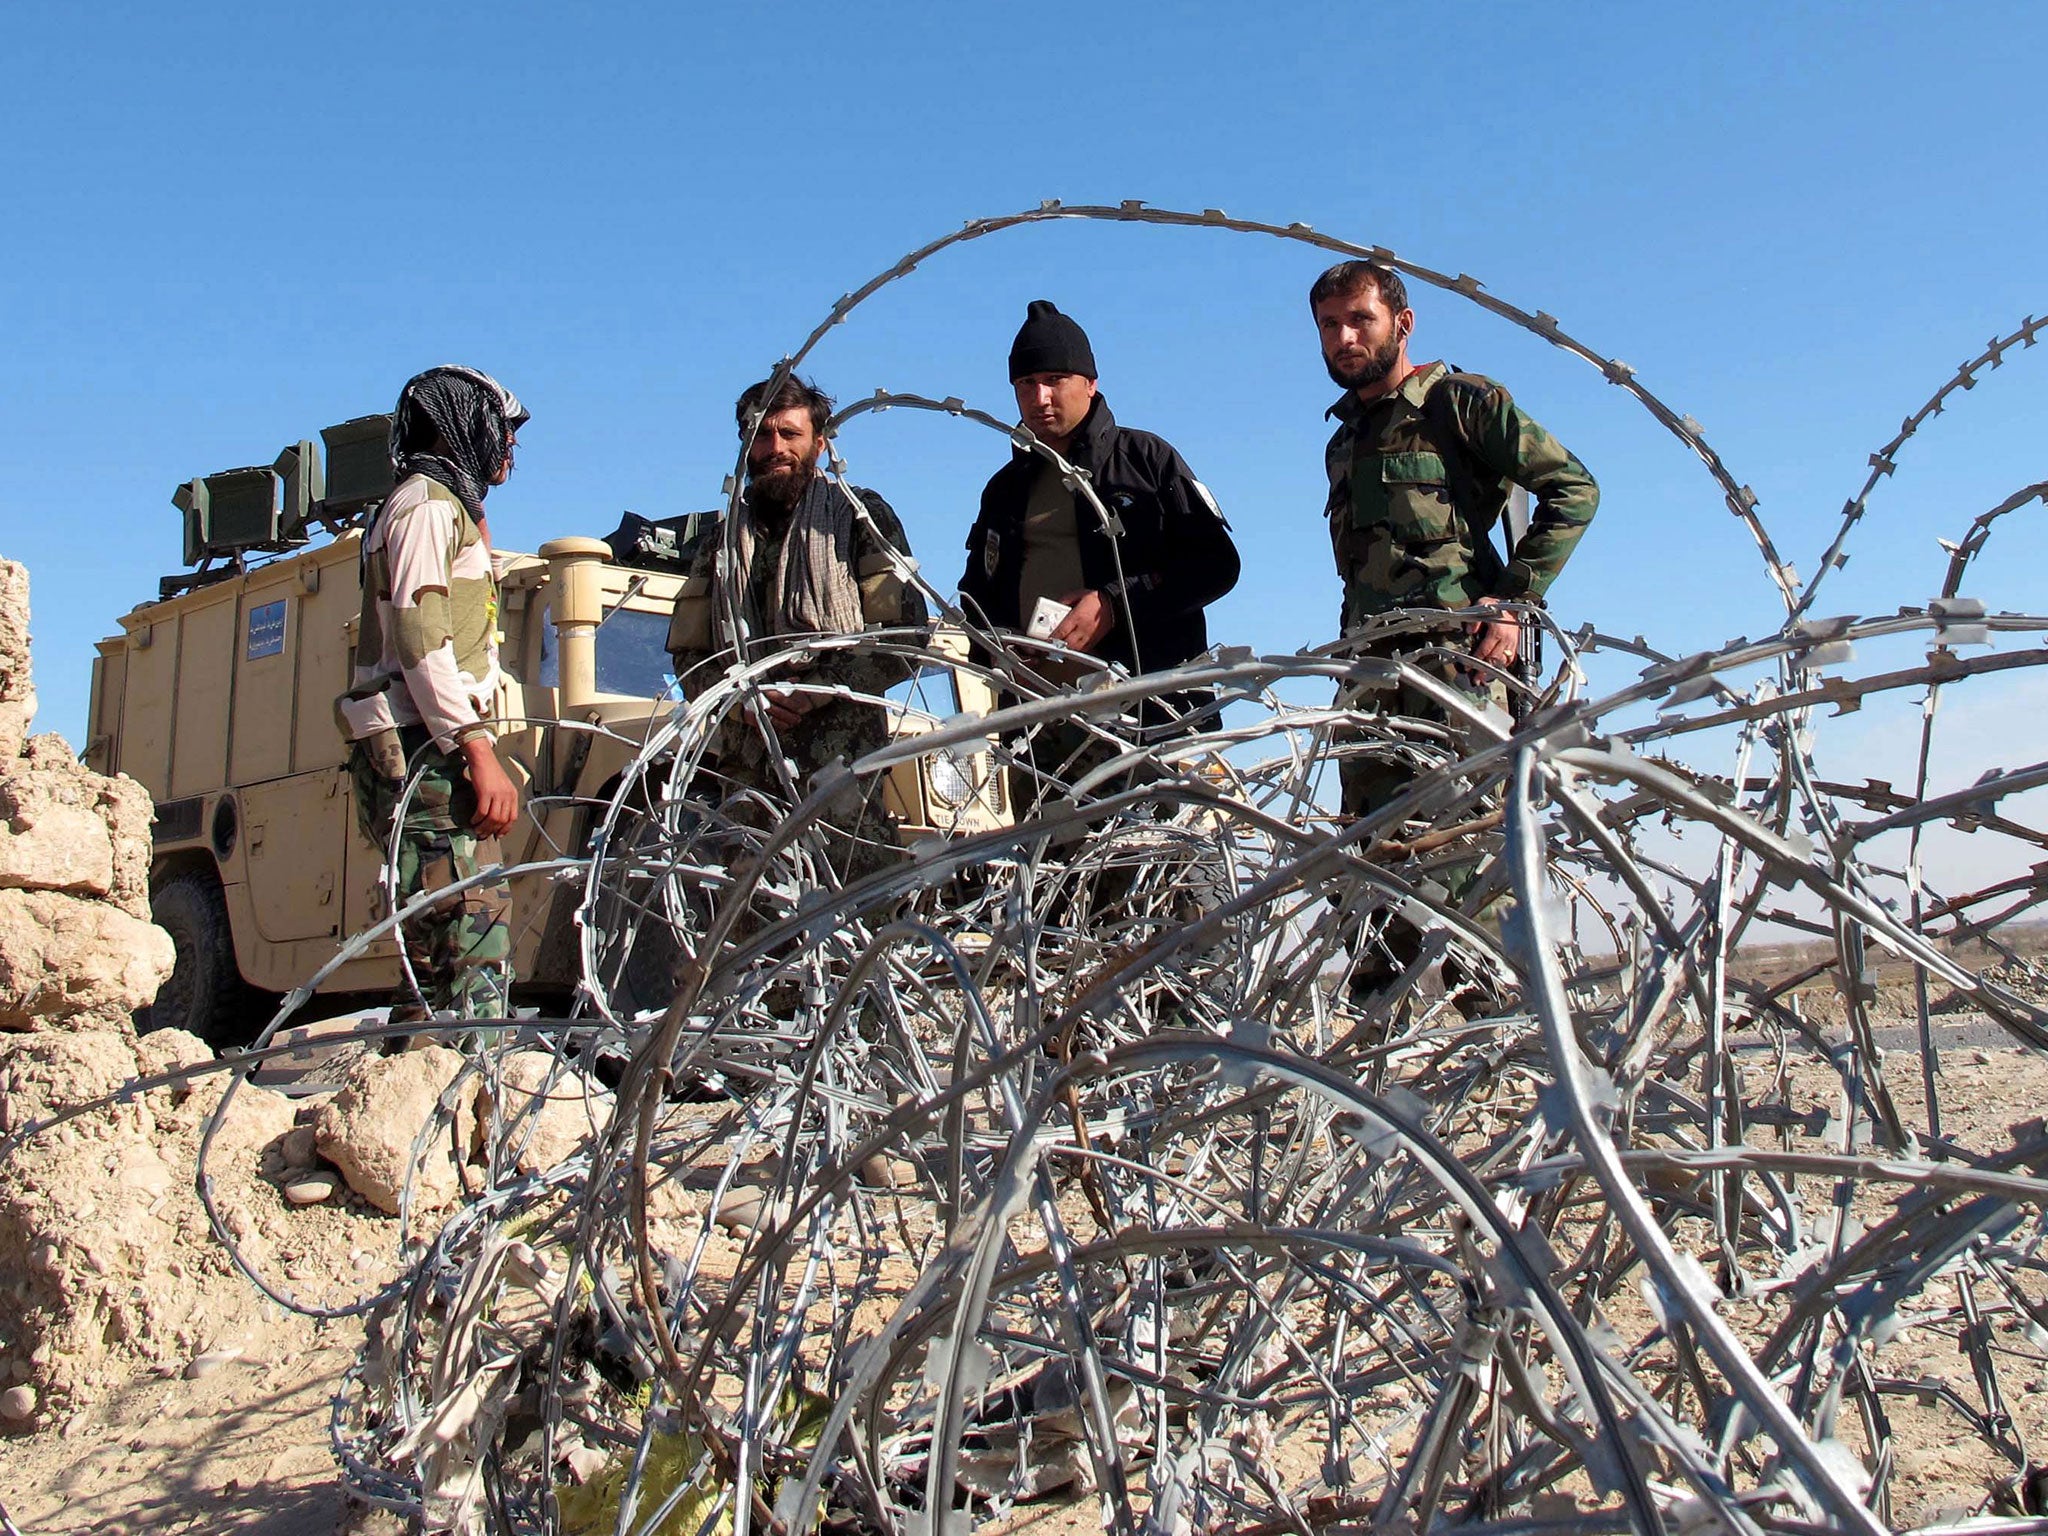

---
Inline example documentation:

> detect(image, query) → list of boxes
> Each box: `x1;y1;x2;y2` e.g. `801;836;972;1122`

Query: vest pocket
1378;451;1455;542
857;552;906;625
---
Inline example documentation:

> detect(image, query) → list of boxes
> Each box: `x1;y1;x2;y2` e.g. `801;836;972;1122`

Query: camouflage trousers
1336;626;1511;908
349;727;513;1020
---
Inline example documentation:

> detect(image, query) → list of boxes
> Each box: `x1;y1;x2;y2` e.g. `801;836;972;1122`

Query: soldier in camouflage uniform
667;374;926;888
1313;261;1597;1007
336;366;527;1025
1313;259;1598;829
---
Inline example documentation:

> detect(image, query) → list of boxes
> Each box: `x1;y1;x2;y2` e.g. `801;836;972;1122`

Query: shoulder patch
982;528;1001;579
1190;480;1221;518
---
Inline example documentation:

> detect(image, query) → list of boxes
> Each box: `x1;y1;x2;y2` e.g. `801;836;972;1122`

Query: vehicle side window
537;602;558;688
534;602;673;697
595;609;675;697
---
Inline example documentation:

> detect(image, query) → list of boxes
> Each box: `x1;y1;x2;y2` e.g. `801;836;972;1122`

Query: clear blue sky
5;0;2045;767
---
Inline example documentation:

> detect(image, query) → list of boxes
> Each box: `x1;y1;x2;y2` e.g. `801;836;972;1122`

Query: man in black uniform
961;301;1239;940
960;300;1239;730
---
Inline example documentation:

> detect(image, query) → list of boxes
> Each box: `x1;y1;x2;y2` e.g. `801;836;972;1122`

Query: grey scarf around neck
734;473;867;638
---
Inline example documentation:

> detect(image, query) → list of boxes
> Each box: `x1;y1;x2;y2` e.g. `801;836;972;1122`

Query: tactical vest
1331;367;1509;624
352;479;499;686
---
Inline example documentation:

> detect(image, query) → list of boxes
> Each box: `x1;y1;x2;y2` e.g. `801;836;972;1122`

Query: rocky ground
0;557;404;1533
1;1017;2042;1534
2;1310;360;1535
0;1035;609;1535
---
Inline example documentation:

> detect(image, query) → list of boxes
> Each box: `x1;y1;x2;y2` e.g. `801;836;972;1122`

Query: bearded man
1312;260;1600;999
337;364;527;1025
1312;259;1600;820
667;373;925;884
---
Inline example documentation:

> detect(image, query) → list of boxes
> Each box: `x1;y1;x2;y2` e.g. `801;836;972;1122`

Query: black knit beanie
1008;300;1097;381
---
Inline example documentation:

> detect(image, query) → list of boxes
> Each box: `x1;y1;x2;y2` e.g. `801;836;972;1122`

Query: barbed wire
8;204;2048;1536
118;597;2042;1536
1794;317;2046;622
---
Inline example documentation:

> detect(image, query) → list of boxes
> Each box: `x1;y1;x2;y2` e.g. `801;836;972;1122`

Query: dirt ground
7;1008;2048;1533
0;1309;363;1535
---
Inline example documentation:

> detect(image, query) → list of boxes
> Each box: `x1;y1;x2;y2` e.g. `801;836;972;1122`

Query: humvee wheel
148;872;254;1047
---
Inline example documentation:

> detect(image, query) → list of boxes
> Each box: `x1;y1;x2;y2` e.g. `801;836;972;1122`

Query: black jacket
958;394;1239;675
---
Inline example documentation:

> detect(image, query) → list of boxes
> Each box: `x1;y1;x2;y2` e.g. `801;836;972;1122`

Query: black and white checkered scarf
389;365;529;520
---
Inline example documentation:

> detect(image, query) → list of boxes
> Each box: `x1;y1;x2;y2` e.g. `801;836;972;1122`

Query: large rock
0;1028;286;1411
0;561;28;705
5;737;154;918
0;1027;140;1133
478;1051;614;1176
0;561;30;763
0;563;279;1416
0;698;30;766
96;770;155;920
315;1046;478;1214
0;887;175;1032
201;1079;299;1172
0;766;116;899
133;1024;214;1087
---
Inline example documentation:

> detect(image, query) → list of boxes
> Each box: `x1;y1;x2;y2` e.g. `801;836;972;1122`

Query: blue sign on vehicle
246;600;287;660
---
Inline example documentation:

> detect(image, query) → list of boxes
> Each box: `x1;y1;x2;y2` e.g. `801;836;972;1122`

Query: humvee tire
148;872;259;1047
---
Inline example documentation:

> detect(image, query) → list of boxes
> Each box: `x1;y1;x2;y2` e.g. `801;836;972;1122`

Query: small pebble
283;1174;342;1206
711;1190;786;1234
0;1385;35;1422
859;1154;921;1191
280;1126;318;1170
184;1347;242;1380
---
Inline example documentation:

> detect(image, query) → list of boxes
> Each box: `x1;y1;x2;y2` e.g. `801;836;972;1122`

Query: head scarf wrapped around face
389;365;530;520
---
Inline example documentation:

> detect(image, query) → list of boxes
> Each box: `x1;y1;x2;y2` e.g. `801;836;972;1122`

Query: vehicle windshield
886;664;960;720
536;605;676;699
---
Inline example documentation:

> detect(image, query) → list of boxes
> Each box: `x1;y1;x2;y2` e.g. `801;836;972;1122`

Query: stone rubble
313;1044;478;1215
477;1048;615;1178
0;556;615;1416
0;559;221;1420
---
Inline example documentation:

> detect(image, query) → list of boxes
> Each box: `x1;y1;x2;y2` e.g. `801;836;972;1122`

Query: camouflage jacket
1323;361;1598;631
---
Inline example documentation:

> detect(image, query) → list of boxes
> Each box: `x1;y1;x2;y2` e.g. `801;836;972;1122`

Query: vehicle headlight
927;750;977;809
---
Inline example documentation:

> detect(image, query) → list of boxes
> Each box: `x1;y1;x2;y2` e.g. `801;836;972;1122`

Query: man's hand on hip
1052;589;1115;653
461;736;520;837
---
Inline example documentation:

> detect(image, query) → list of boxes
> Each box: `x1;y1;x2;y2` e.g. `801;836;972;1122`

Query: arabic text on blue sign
246;600;287;660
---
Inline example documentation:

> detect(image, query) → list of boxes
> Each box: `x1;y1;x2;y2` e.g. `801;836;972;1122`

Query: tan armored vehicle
85;415;1007;1043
